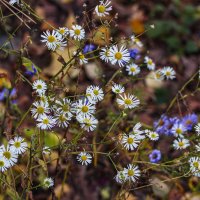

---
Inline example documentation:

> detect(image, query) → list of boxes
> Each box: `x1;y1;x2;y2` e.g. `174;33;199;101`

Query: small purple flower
154;115;169;134
83;44;96;54
182;113;198;131
149;149;161;163
0;88;17;104
129;48;139;59
25;65;37;77
10;88;17;104
166;117;180;135
0;88;9;101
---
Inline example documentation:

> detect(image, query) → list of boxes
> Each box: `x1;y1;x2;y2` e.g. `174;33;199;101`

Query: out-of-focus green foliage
147;0;199;55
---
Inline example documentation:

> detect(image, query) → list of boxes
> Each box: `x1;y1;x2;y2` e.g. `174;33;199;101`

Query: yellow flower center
105;50;109;57
62;104;70;112
130;67;136;72
127;137;134;144
14;141;21;148
81;155;87;161
43;118;49;125
47;35;56;43
124;99;132;105
128;169;134;176
176;128;182;134
147;60;153;65
186;120;192;125
37;106;44;114
74;29;81;35
193;162;199;168
37;84;42;89
115;52;122;60
59;115;66;122
3;151;11;159
79;54;85;60
98;5;106;13
156;72;161;79
166;71;171;76
93;90;99;95
82;106;89;113
151;133;156;138
59;29;65;34
0;161;4;167
178;141;184;147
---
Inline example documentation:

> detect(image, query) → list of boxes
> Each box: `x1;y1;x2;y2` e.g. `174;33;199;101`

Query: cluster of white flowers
41;24;85;51
115;164;141;184
32;79;141;131
121;123;145;151
0;136;27;172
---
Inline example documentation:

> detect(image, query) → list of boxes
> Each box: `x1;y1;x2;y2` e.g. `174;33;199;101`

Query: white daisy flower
195;143;200;152
121;134;141;151
69;25;85;41
112;84;125;94
194;123;200;135
43;146;51;155
115;170;127;184
9;0;19;5
189;157;200;173
78;53;88;65
99;47;110;63
117;93;140;109
146;130;159;141
171;123;187;138
31;101;49;119
9;136;28;155
144;56;155;70
126;64;140;76
36;114;56;130
54;112;71;128
161;66;176;80
131;123;145;140
72;99;96;117
0;145;18;167
43;177;54;188
130;35;143;48
123;164;140;183
32;79;47;95
38;95;49;105
153;69;165;80
173;138;190;150
86;85;104;103
77;152;92;165
109;45;130;67
77;115;98;132
95;0;112;17
54;98;72;117
56;27;69;37
0;157;9;172
41;30;66;51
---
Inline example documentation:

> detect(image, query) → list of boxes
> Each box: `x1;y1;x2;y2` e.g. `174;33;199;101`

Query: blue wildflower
129;48;139;60
25;64;37;77
182;113;198;131
10;88;17;104
149;149;161;163
0;88;17;104
0;88;9;101
165;117;180;135
83;44;96;54
154;115;169;134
